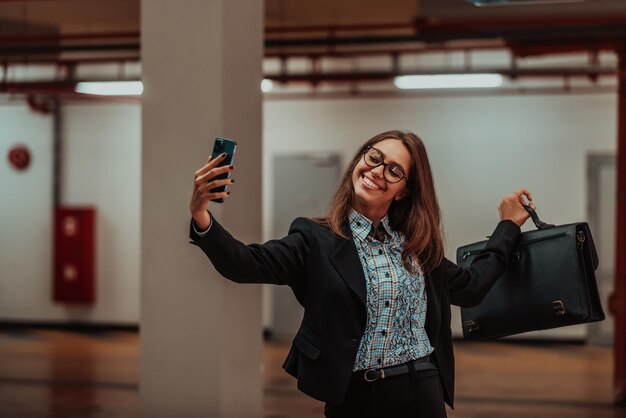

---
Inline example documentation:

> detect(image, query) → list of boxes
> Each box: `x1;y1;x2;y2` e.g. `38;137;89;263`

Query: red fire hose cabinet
53;207;96;304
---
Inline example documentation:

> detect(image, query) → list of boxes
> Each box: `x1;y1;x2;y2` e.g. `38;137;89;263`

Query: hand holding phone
189;138;237;225
208;137;237;203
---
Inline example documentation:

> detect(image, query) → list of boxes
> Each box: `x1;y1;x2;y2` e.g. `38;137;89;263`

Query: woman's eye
369;155;381;164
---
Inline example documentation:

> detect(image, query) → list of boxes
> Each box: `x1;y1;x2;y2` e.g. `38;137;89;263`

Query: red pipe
265;16;626;35
416;16;626;31
0;64;613;93
0;31;140;44
265;41;618;60
1;56;139;65
0;15;624;45
1;84;140;103
263;67;615;84
509;41;622;57
265;43;506;59
266;22;415;35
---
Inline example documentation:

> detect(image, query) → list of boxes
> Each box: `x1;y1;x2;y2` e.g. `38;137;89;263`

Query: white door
588;154;616;345
270;153;340;337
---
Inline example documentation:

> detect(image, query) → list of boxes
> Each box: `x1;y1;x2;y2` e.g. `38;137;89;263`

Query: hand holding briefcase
457;206;605;340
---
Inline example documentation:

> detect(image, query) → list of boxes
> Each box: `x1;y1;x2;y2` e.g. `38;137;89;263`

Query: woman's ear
395;191;408;201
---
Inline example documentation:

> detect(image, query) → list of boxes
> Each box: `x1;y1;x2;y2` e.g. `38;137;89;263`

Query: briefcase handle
522;204;556;230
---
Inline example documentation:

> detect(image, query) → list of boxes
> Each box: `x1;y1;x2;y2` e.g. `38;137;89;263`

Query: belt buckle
363;368;385;382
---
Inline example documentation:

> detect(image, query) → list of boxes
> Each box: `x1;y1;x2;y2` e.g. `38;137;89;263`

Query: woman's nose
370;164;385;179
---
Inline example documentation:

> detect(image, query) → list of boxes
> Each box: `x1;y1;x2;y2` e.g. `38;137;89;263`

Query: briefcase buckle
577;231;586;249
510;250;520;264
552;300;567;316
464;320;481;333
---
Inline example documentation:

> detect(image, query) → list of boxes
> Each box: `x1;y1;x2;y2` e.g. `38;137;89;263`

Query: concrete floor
0;328;623;417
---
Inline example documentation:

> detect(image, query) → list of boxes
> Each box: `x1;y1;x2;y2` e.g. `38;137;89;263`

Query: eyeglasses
362;146;408;184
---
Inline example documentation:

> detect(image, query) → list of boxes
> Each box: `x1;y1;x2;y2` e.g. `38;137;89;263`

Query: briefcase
457;206;605;340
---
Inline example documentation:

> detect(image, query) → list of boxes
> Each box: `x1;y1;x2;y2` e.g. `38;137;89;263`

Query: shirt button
385;272;390;278
378;249;383;255
385;301;390;307
381;330;387;336
356;222;361;227
377;358;382;365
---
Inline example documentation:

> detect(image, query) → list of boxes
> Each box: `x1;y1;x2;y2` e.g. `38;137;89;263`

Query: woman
188;130;534;417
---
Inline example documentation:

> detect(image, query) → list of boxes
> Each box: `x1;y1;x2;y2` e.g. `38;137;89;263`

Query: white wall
264;93;616;251
63;103;141;323
0;102;140;324
263;92;617;337
0;91;617;328
0;104;54;320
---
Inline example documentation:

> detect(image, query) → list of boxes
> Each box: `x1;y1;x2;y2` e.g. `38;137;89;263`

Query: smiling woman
188;129;535;418
319;130;446;274
354;143;410;211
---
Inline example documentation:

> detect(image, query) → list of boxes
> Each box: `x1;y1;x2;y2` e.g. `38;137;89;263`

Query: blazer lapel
328;227;367;310
424;272;436;338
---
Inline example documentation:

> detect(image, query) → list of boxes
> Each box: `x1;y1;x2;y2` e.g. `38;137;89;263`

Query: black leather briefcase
457;206;605;340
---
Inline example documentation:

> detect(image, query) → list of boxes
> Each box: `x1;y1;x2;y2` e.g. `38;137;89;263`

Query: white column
140;0;263;416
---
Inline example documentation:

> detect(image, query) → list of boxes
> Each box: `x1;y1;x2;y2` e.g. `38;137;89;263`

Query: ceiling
1;0;626;35
1;0;625;100
0;0;138;35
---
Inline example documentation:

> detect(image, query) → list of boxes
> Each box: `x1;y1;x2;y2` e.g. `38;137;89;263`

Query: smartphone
209;137;237;203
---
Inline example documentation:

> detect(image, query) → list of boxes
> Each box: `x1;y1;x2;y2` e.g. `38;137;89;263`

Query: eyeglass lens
364;148;405;183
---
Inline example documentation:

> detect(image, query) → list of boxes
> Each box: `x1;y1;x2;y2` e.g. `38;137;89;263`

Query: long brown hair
314;130;445;274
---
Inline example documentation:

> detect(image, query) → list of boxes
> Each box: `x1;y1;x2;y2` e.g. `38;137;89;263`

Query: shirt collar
348;209;393;242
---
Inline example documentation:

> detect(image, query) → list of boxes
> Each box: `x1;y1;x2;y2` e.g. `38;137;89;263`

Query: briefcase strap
522;205;555;230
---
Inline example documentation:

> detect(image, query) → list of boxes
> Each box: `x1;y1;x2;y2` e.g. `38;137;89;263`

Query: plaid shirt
349;209;433;371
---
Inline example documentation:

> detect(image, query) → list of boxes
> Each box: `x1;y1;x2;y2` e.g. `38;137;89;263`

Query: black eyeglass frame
362;146;408;184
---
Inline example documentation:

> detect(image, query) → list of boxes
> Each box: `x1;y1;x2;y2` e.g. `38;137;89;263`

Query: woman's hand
498;188;536;227
189;153;235;229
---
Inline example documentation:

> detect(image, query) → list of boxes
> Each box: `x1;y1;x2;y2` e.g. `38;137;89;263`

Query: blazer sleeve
445;219;521;308
188;214;309;288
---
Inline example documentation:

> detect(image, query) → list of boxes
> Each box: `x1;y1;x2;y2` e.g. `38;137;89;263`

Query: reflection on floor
0;328;621;417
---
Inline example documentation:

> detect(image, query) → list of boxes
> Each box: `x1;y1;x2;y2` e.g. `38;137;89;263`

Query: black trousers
324;368;448;418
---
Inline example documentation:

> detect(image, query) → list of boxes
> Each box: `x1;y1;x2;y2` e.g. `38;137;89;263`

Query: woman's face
351;138;411;216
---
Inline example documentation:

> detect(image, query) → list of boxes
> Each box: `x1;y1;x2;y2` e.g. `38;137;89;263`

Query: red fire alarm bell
8;144;31;171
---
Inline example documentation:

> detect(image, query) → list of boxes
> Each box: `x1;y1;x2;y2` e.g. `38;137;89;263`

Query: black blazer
189;215;521;407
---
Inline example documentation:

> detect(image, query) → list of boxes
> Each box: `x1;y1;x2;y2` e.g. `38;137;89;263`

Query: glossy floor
0;328;622;417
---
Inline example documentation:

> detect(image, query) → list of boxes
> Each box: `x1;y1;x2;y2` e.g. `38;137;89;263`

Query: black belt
361;356;436;382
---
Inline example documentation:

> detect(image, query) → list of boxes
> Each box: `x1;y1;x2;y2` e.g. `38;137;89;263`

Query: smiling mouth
361;174;384;191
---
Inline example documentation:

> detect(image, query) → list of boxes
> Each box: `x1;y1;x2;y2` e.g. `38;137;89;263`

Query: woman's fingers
195;164;235;185
189;155;234;217
503;192;524;208
513;187;533;204
498;188;536;226
198;177;234;192
194;153;228;179
200;190;231;201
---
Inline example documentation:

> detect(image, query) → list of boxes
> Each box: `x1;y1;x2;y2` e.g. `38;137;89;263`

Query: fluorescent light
261;79;274;93
394;74;503;90
75;81;143;96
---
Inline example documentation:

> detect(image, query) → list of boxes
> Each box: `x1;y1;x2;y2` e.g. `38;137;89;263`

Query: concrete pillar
140;1;263;416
